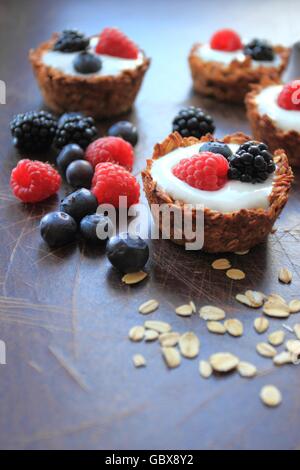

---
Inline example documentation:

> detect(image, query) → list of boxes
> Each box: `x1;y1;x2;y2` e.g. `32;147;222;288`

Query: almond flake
237;361;257;378
189;301;196;313
256;342;277;358
209;352;239;373
133;354;146;368
278;268;292;284
273;351;292;366
234;250;250;255
139;299;159;315
263;300;290;318
224;319;243;337
226;268;246;280
260;385;282;407
179;332;200;359
129;326;145;342
212;258;231;270
254;317;269;334
144;329;159;342
144;320;171;334
199;360;212;378
199;305;226;321
207;321;226;335
159;332;180;347
122;271;148;285
175;304;193;317
293;324;300;340
268;330;285;346
285;339;300;356
161;347;181;368
289;299;300;314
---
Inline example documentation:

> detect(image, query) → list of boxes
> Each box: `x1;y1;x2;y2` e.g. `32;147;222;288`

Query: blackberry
172;106;215;139
244;39;274;61
53;30;89;53
54;115;98;149
228;141;276;183
10;110;57;153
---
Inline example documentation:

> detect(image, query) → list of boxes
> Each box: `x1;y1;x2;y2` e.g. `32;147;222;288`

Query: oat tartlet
189;29;290;104
29;28;150;119
246;79;300;168
142;132;293;253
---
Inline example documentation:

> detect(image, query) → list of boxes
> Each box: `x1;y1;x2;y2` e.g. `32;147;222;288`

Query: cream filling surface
150;143;274;213
255;84;300;132
42;36;144;77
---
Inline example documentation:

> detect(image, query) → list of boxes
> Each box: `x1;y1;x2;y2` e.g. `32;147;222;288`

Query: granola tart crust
188;43;290;104
246;80;300;168
142;132;293;253
29;34;151;119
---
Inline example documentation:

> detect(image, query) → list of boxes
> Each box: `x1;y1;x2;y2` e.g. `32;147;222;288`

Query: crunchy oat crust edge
246;80;300;168
188;43;290;104
29;34;151;119
142;132;294;253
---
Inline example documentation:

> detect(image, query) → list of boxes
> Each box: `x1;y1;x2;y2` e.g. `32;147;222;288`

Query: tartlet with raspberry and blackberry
29;27;150;119
142;132;293;253
189;29;290;104
246;78;300;168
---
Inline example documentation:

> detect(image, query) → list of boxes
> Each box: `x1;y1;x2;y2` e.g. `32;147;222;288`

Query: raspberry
210;29;242;52
277;80;300;111
172;152;229;191
85;137;134;171
91;162;140;207
95;27;139;59
10;159;61;203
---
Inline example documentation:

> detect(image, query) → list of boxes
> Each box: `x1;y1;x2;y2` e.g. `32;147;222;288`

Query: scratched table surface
0;0;300;450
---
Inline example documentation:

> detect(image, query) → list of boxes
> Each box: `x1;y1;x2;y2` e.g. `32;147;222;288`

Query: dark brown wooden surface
0;0;300;450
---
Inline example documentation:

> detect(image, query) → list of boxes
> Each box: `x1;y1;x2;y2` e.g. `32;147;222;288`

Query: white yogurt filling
255;84;300;133
196;43;282;69
151;143;274;213
42;36;144;77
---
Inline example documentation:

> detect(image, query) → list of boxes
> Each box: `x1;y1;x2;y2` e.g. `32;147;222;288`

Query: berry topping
228;141;276;183
106;233;149;273
40;211;77;248
73;51;102;74
10;110;57;153
244;39;274;61
108;121;138;147
200;141;233;160
10;159;61;203
60;188;98;222
85;136;134;171
53;30;89;53
95;27;139;59
66;160;94;189
210;29;242;52
80;214;113;244
172;106;215;139
277;80;300;110
91;162;140;207
172;152;229;191
58;112;84;127
54;115;98;149
56;144;85;173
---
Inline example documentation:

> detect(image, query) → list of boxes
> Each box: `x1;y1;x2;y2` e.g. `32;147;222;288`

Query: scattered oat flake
133;354;146;368
260;385;282;407
199;305;226;321
278;268;292;284
212;258;231;270
179;332;200;359
263;300;290;318
226;269;246;280
122;271;148;285
139;299;159;314
129;325;145;342
236;294;253;307
289;299;300;314
254;317;269;334
199;360;212;378
209;352;239;373
268;330;285;346
293;324;300;340
159;332;180;347
189;301;196;313
224;319;243;337
237;361;257;378
234;250;250;255
245;290;266;307
268;293;287;304
273;351;292;366
256;342;277;358
207;321;226;335
285;339;300;356
175;304;193;317
161;347;181;369
144;320;171;334
144;329;159;342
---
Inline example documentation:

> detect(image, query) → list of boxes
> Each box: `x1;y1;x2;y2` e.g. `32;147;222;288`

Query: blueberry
66;160;94;188
60;188;98;222
200;141;233;160
106;233;149;273
108;121;138;147
56;143;85;173
73;52;102;74
80;214;114;244
40;211;77;247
